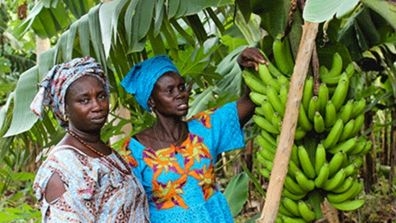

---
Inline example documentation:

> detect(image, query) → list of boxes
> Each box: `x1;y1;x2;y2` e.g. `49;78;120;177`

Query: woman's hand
237;47;266;71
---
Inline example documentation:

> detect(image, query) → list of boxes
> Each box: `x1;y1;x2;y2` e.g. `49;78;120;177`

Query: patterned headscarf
30;56;109;127
121;55;179;111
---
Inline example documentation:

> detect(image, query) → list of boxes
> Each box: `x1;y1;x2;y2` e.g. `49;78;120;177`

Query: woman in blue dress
121;47;265;223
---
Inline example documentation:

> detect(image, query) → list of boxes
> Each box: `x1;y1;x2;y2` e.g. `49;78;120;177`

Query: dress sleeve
211;101;245;153
33;147;98;222
127;139;146;184
189;101;245;158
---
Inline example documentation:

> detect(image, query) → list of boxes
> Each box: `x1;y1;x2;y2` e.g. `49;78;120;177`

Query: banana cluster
243;42;371;222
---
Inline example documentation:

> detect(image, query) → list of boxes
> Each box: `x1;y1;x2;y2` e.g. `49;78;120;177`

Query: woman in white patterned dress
30;56;150;222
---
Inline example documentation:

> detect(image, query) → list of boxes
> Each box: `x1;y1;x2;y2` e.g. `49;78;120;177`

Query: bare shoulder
45;172;66;203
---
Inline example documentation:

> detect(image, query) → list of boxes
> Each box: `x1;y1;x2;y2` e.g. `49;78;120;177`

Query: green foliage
0;166;40;223
224;172;250;217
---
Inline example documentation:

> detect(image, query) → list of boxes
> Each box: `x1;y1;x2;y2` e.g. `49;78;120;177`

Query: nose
91;98;104;111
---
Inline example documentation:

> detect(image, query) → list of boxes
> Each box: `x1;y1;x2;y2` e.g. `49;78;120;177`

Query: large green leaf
223;172;250;217
4;67;39;137
361;0;396;30
303;0;360;23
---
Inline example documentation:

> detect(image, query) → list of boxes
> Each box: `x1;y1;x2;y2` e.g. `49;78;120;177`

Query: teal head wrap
121;55;179;111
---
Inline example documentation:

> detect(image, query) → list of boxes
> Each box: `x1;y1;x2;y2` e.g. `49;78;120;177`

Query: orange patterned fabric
141;133;215;209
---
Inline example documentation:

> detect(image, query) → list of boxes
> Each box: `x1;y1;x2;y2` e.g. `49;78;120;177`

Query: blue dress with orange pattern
123;102;245;223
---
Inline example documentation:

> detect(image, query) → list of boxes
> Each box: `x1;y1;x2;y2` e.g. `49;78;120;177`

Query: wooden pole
256;21;319;223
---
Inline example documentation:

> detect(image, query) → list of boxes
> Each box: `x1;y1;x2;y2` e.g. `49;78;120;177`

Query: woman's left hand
237;47;266;71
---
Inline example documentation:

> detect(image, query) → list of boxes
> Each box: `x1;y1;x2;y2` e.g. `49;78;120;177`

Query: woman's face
150;72;189;117
65;75;109;132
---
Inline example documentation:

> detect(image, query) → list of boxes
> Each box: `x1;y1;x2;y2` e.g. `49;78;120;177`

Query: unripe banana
258;63;281;90
327;52;343;78
329;199;365;211
328;152;345;177
320;53;343;85
256;152;273;170
322;119;344;149
256;133;276;151
267;62;285;77
267;86;285;116
271;112;282;131
297;200;316;222
314;163;330;188
308;96;320;121
272;35;294;76
260;99;276;121
253;114;279;134
314;144;327;174
360;140;372;155
344;62;356;79
324;100;337;128
282;187;306;201
332;176;354;193
323;168;346;191
279;204;294;218
302;77;314;112
290;144;300;166
259;167;270;178
351;113;365;136
281;215;307;223
297;146;316;179
288;160;301;178
343;163;357;177
279;84;288;105
317;83;329;113
338;119;355;142
298;104;313;132
249;92;267;106
257;146;275;162
294;127;307;141
282;197;301;217
349;137;367;155
242;70;267;94
338;99;354;123
329;137;358;154
350;98;366;118
260;130;277;146
284;175;307;195
295;171;315;192
331;74;350;111
255;106;267;117
327;180;363;203
313;111;326;133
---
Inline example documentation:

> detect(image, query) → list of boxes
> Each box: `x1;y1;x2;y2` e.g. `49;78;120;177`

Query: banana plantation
0;0;395;222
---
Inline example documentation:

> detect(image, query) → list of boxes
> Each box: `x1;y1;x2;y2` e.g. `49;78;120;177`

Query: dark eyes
166;84;187;94
78;93;108;104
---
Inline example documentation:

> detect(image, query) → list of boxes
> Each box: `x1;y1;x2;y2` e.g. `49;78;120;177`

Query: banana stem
256;21;319;223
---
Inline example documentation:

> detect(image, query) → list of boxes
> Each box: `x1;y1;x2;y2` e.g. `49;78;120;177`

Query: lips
91;115;107;123
177;103;188;110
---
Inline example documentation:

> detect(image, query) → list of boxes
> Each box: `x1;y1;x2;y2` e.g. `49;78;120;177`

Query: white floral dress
33;145;150;223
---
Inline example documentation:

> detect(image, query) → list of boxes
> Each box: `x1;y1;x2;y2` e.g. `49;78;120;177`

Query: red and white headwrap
30;56;109;127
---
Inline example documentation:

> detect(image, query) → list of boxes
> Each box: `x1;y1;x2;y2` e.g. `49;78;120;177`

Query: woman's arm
236;47;265;126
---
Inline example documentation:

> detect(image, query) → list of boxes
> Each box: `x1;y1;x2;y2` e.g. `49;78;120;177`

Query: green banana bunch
243;47;371;219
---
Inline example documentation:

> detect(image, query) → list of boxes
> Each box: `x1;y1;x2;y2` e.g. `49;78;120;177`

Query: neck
154;119;187;142
66;128;101;143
